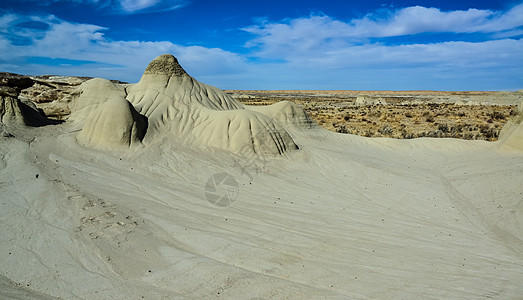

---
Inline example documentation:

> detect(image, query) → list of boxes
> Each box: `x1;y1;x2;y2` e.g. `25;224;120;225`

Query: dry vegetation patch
228;90;521;141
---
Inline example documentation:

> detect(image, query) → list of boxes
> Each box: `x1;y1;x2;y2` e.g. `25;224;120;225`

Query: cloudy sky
0;0;522;90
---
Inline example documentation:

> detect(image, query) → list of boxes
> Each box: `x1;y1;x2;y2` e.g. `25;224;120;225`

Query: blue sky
0;0;522;90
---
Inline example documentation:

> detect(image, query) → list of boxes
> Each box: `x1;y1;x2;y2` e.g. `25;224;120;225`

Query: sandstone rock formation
71;54;302;155
498;99;523;151
77;97;147;149
126;54;298;155
0;82;54;128
0;72;93;121
70;78;127;116
248;101;317;130
355;95;387;106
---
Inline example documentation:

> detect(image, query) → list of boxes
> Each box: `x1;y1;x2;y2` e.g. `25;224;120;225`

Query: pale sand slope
1;56;523;298
1;122;523;299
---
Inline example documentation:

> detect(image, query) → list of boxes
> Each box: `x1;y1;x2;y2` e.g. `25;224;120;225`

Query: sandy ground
1;118;523;299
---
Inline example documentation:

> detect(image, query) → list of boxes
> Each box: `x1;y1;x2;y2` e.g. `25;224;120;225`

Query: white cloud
0;13;245;83
116;0;188;13
228;39;523;90
350;6;494;36
1;2;522;91
13;0;189;14
237;2;523;90
244;2;523;55
119;0;162;12
312;39;523;71
0;14;17;33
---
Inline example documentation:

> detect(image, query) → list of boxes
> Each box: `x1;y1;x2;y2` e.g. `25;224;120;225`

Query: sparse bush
488;111;505;120
336;125;349;133
483;128;498;139
438;123;449;133
378;125;393;136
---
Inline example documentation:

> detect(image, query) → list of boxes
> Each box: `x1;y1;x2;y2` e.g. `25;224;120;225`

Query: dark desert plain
1;0;523;299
